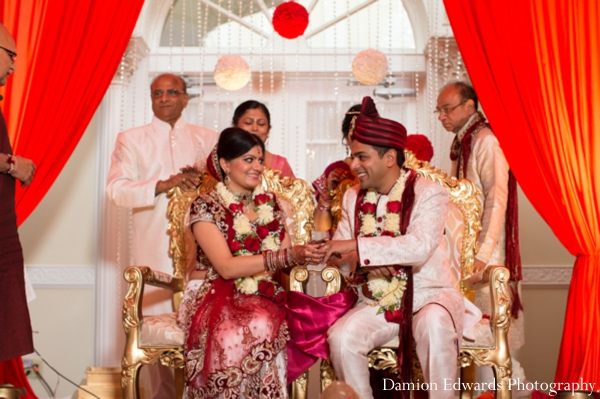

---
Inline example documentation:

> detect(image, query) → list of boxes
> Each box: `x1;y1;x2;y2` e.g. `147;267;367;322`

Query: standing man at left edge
0;23;36;365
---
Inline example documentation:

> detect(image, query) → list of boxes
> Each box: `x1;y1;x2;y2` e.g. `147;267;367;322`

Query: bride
181;127;326;398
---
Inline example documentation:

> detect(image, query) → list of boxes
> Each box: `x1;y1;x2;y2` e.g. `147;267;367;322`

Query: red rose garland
216;182;284;256
357;171;410;317
272;1;309;39
216;182;287;303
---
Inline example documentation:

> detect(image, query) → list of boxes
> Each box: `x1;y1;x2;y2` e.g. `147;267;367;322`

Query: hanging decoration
352;49;388;85
405;134;434;163
272;1;309;39
213;55;251;91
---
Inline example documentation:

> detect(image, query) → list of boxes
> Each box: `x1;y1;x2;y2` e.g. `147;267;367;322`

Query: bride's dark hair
218;127;265;160
216;127;265;175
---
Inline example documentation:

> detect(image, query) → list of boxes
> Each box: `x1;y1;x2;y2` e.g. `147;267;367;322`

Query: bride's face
220;146;265;193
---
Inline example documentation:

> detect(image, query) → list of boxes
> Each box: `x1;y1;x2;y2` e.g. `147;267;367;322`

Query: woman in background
312;104;361;233
232;100;295;178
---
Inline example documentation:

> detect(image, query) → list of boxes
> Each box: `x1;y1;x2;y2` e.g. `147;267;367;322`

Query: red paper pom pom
272;2;309;39
405;134;434;162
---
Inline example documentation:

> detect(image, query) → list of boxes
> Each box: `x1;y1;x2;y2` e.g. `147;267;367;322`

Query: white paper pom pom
214;55;251;91
352;49;388;86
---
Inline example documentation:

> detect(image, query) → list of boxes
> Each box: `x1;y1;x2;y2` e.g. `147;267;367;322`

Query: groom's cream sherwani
327;177;464;399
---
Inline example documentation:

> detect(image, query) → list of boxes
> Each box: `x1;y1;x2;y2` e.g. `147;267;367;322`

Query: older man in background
437;81;530;397
106;73;217;398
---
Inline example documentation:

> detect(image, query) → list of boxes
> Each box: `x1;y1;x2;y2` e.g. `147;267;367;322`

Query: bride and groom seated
182;97;473;398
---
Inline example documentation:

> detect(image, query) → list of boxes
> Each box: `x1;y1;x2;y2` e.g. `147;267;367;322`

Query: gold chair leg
290;371;308;399
121;362;142;399
493;363;512;399
320;359;336;392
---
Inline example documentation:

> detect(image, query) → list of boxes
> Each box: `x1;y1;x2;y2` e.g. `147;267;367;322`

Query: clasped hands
292;238;397;278
289;239;359;269
155;164;203;195
290;239;358;267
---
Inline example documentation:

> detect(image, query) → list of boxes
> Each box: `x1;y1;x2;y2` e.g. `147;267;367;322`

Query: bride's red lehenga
182;189;289;398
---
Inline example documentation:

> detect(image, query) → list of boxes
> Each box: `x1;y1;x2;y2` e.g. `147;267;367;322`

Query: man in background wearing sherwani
0;24;37;393
324;96;464;399
437;82;530;396
106;73;218;398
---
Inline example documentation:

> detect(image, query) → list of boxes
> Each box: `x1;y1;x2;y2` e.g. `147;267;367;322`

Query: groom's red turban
350;96;407;151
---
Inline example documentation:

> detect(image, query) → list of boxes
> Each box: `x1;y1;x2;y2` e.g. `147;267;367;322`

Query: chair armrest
123;266;185;334
289;266;308;293
321;267;342;296
463;265;512;343
125;266;185;291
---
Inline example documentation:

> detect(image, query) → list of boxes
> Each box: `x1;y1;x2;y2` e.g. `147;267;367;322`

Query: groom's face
349;140;390;192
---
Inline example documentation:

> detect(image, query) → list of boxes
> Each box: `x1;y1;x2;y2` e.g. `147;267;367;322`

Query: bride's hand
289;243;327;265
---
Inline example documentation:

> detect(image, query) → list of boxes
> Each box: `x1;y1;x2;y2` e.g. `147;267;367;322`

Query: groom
323;96;464;399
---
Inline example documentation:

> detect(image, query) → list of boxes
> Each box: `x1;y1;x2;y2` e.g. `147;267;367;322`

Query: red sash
353;169;418;399
450;113;523;318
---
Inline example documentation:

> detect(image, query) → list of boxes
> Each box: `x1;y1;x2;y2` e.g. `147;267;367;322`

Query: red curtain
444;0;600;385
0;357;37;399
0;0;144;225
0;1;143;394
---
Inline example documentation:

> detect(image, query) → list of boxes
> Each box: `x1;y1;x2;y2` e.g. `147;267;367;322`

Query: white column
94;80;130;367
94;37;149;366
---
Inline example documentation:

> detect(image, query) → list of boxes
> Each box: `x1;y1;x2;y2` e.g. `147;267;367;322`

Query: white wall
19;115;97;399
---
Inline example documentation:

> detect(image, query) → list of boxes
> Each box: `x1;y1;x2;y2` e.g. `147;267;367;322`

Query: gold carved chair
121;168;315;399
321;151;514;399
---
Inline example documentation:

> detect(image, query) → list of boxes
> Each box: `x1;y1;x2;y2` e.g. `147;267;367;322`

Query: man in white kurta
107;74;217;315
324;96;464;399
106;73;217;398
437;82;528;391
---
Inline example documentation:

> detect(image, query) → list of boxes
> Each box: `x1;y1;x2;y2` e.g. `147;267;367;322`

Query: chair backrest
259;168;315;245
403;151;482;285
444;202;466;289
167;167;315;283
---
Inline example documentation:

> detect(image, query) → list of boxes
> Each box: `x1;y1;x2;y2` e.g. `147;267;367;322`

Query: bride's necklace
230;191;253;207
215;181;283;256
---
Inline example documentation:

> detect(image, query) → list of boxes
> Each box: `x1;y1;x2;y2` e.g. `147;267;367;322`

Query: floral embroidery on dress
184;187;289;399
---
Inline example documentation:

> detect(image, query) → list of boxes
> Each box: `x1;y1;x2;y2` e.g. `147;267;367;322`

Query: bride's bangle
263;248;298;271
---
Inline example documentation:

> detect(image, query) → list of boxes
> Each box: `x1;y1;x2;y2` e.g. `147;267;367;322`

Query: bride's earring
224;171;231;186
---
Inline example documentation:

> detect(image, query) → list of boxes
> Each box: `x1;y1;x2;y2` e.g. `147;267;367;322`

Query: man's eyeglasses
0;46;17;62
151;89;185;98
434;100;467;115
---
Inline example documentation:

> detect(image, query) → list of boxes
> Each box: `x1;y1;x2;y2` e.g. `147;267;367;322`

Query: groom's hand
322;239;357;264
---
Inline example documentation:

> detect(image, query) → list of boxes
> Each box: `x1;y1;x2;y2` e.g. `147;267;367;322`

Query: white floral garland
235;271;267;295
215;182;281;255
359;170;408;236
215;182;283;294
367;269;408;314
358;171;411;314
